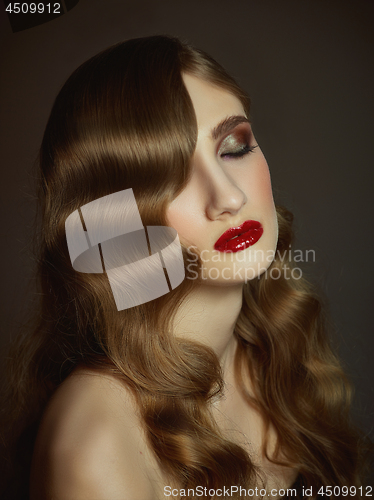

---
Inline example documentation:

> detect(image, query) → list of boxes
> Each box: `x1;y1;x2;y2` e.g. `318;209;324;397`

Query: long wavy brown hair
0;35;369;499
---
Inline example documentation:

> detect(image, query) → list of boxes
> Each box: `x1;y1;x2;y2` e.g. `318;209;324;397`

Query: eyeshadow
217;124;252;155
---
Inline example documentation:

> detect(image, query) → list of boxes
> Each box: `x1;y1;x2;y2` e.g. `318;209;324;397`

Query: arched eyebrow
211;116;250;141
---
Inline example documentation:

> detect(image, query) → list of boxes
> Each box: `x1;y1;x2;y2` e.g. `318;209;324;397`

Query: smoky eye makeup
217;124;257;159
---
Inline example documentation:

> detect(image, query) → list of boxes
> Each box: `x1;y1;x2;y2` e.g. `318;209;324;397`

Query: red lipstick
214;220;263;253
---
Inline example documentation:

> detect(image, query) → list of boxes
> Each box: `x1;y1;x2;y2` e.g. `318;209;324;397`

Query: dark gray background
1;0;373;481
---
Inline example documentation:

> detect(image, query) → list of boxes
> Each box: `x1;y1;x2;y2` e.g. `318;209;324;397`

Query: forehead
182;74;246;135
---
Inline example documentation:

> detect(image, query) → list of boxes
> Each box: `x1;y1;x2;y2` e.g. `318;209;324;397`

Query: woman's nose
203;163;247;221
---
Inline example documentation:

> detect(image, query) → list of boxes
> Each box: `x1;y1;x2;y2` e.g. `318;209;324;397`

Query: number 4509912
5;3;61;14
317;486;372;497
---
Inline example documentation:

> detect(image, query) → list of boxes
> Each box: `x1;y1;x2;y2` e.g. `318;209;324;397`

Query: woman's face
166;74;278;285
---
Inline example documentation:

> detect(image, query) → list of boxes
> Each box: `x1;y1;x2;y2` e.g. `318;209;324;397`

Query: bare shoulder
30;365;162;500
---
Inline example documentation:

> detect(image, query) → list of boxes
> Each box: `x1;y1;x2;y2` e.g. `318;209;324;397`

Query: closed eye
220;144;258;159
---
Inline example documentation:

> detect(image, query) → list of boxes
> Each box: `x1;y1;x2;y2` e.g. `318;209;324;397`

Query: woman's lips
214;220;263;253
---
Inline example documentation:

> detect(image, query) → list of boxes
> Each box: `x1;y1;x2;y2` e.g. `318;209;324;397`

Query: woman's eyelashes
221;143;257;159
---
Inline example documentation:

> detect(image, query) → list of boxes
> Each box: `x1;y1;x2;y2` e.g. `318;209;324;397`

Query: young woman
0;35;368;500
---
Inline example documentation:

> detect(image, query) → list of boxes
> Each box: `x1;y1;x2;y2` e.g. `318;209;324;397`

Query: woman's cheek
244;160;275;210
166;206;202;249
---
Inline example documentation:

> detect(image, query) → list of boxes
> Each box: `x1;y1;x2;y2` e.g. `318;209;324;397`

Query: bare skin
30;344;296;499
30;366;165;500
30;75;297;498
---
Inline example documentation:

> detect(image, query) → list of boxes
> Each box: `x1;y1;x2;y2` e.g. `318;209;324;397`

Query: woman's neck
172;283;244;375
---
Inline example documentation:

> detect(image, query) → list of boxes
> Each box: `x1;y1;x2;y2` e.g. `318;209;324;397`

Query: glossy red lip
214;220;263;253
